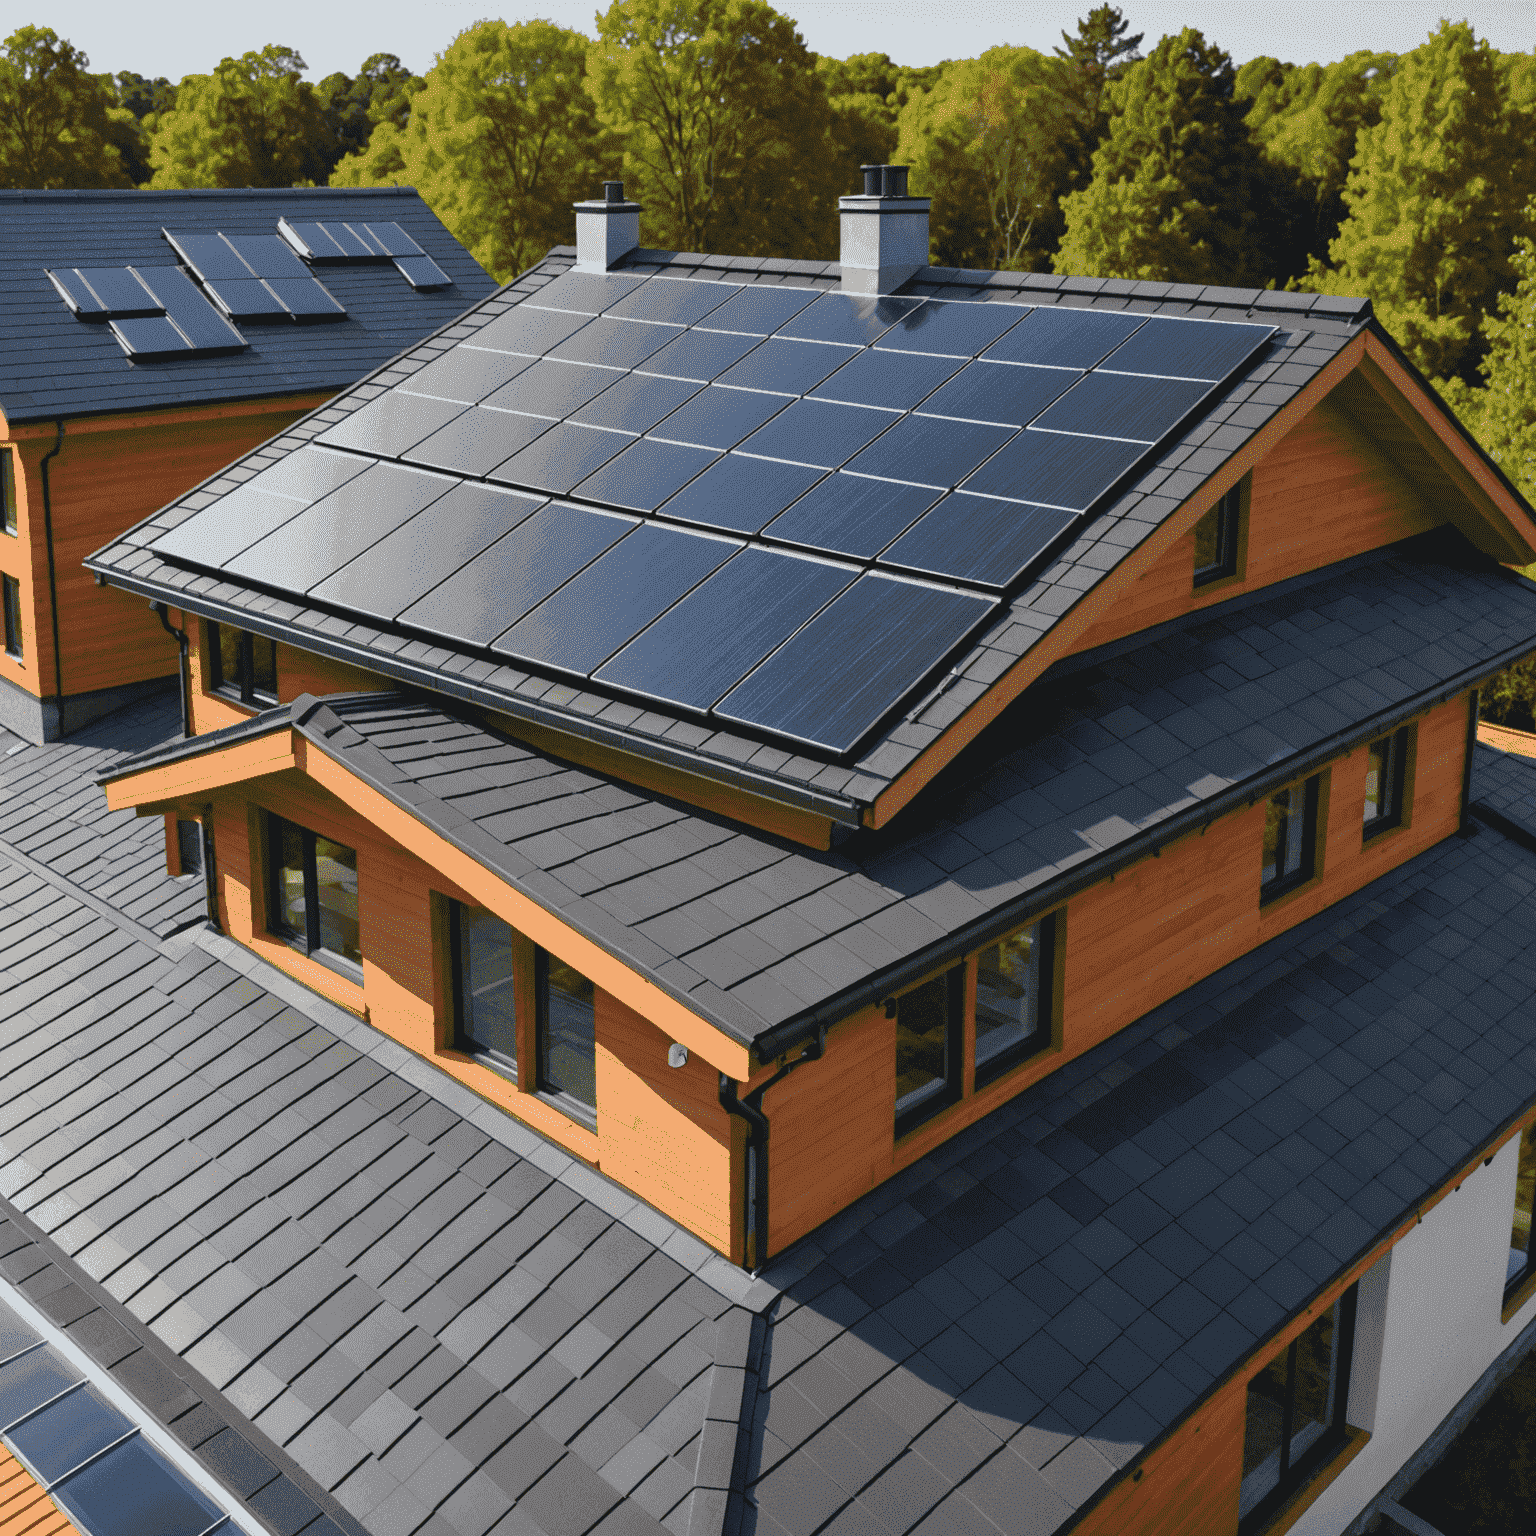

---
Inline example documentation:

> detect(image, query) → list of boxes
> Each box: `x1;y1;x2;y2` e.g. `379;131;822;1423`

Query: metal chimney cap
603;180;625;204
857;165;912;199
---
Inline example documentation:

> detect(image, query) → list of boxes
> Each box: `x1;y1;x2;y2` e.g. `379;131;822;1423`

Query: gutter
153;602;191;739
39;420;64;712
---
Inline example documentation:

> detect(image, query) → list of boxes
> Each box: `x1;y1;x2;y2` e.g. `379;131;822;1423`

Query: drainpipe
153;602;191;740
199;806;220;934
718;1025;827;1273
1461;686;1480;835
38;420;65;728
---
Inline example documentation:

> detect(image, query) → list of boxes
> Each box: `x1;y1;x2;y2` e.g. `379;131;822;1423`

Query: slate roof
84;246;1384;825
98;533;1536;1055
0;189;495;425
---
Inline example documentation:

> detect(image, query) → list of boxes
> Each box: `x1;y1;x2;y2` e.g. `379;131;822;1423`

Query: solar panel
880;494;1078;588
595;547;858;712
396;254;451;289
399;502;636;647
638;328;763;382
1030;370;1211;443
0;1345;80;1425
658;453;825;534
737;399;897;470
918;360;1080;428
528;270;645;315
223;233;311;280
1104;315;1274;381
482;359;625;419
47;267;109;317
605;276;738;327
9;1384;132;1483
48;266;161;318
777;292;924;348
715;339;850;396
650;385;789;450
493;522;739;675
400;346;535;405
808;348;964;411
227;463;455;594
317;392;466;456
962;428;1147;509
489;422;632;495
110;316;195;360
695;285;819;335
264;276;347;320
404;409;552;477
763;474;941;559
474;305;591;356
311;483;546;621
162;230;248;281
250;445;369;502
572;438;719;512
876;298;1030;358
203;277;289;321
716;574;996;753
361;221;426;257
52;1436;224;1536
118;267;246;355
549;316;677;370
841;413;1014;489
279;217;371;260
983;307;1147;370
151;483;309;568
570;373;699;433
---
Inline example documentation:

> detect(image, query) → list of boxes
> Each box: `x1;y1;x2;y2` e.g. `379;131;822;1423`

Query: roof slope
100;534;1536;1053
728;746;1536;1536
0;189;495;425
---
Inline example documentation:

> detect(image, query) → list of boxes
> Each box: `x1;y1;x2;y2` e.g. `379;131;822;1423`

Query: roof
85;247;1397;829
726;744;1536;1536
99;532;1536;1056
0;189;495;426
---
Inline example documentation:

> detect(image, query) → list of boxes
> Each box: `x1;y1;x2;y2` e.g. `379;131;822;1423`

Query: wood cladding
0;1441;79;1536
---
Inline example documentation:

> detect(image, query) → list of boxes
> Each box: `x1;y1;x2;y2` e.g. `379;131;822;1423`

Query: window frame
974;912;1056;1090
209;621;278;707
1;446;16;536
450;900;521;1084
1505;1124;1536;1308
1238;1283;1360;1534
535;946;598;1130
1193;480;1244;588
265;812;362;978
894;964;965;1140
1362;726;1410;841
2;574;20;660
1260;773;1322;905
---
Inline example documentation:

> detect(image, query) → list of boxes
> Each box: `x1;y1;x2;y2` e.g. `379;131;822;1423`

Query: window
895;966;963;1137
975;915;1054;1087
1507;1126;1536;1300
1261;775;1320;901
210;622;277;706
538;949;597;1125
175;819;202;878
1240;1284;1359;1530
1362;728;1408;838
2;575;19;659
267;814;360;972
1;447;15;535
453;903;519;1077
1194;482;1242;586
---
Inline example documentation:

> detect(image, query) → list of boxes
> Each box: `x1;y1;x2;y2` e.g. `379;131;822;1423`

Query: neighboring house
0;188;495;743
52;170;1536;1535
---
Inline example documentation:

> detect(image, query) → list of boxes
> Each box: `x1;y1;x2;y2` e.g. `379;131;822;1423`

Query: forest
1;5;1533;606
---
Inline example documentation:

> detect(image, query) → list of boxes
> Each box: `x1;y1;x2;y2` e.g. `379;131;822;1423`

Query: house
0;188;495;744
13;170;1536;1534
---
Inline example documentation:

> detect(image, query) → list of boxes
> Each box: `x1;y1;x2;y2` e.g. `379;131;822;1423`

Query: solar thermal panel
962;427;1147;509
50;267;160;318
151;484;310;568
573;438;719;511
400;346;536;405
877;298;1031;358
638;327;763;382
399;502;636;647
489;422;632;494
46;267;109;316
778;291;924;347
808;348;964;411
716;574;996;754
1104;315;1274;381
737;398;897;470
595;547;858;712
162;230;249;281
606;276;739;327
650;385;789;449
278;218;354;260
396;254;451;289
658;453;826;534
318;391;466;456
483;359;626;419
983;306;1147;370
1030;371;1211;443
841;413;1014;489
493;522;739;675
223;233;311;279
549;316;678;369
264;276;347;320
570;373;699;433
763;474;941;559
204;277;288;321
131;267;246;352
919;360;1080;428
528;270;645;315
403;407;552;477
880;493;1078;588
715;338;849;396
311;484;546;621
110;316;191;359
474;305;591;356
361;221;426;257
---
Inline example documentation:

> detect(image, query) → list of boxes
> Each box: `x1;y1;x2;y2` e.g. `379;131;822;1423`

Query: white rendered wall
1290;1132;1536;1534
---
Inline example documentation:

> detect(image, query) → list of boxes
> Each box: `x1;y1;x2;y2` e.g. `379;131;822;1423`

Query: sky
34;0;1536;81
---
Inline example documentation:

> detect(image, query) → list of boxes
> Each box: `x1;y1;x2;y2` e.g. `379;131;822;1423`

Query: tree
1304;22;1533;384
109;71;176;184
818;53;901;173
317;53;417;169
587;0;843;260
0;26;131;188
1052;4;1142;195
332;21;609;281
148;45;334;188
1056;28;1269;285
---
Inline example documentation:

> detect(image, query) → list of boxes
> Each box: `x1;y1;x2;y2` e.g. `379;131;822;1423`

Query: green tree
1304;22;1533;384
1056;28;1269;285
148;45;334;188
0;26;131;188
587;0;843;259
1052;3;1142;196
332;21;608;281
818;52;901;173
317;53;417;169
109;70;176;184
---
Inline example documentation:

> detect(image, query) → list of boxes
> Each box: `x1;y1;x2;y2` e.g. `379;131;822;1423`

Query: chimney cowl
574;180;642;272
840;163;930;295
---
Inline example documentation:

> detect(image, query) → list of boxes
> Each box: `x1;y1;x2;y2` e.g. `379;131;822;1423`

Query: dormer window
1194;481;1243;586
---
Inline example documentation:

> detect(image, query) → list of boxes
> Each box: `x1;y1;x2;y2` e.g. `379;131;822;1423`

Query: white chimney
574;181;641;272
839;165;931;295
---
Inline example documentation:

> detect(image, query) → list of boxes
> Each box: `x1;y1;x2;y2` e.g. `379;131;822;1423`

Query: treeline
1;5;1532;510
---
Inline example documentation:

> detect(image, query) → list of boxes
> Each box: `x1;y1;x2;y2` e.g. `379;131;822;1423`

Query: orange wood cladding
0;396;327;705
0;1442;79;1536
1065;395;1438;658
1478;720;1536;759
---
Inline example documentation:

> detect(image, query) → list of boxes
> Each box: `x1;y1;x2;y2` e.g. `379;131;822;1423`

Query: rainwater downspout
153;601;191;740
39;420;64;722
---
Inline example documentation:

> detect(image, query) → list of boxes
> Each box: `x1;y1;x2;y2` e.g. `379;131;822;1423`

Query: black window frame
1362;726;1409;840
1193;482;1242;586
1239;1284;1359;1534
1;446;16;536
209;621;278;707
1260;774;1321;904
450;899;520;1084
974;912;1056;1089
1506;1124;1536;1302
2;574;20;659
265;811;362;978
894;964;965;1139
174;818;203;879
535;946;598;1130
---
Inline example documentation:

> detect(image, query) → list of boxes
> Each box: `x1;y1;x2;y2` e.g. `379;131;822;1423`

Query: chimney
574;181;641;272
839;164;931;295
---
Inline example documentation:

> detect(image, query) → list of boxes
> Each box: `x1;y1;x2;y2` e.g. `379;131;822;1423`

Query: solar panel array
279;216;452;290
150;270;1274;755
46;263;248;359
162;230;347;322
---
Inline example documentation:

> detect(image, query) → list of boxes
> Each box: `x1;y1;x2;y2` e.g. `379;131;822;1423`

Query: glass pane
216;623;241;693
1363;737;1388;823
1262;788;1290;886
51;1435;223;1536
461;905;518;1067
252;633;277;698
1;448;15;533
1288;1303;1338;1466
976;924;1041;1072
541;953;596;1109
271;818;307;936
3;576;19;656
175;819;201;876
1193;503;1222;573
313;835;360;963
895;973;951;1123
1510;1127;1536;1285
1240;1349;1290;1518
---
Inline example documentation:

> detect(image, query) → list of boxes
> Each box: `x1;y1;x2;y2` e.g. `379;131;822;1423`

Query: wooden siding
1479;720;1536;759
0;1444;77;1536
1066;395;1439;657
